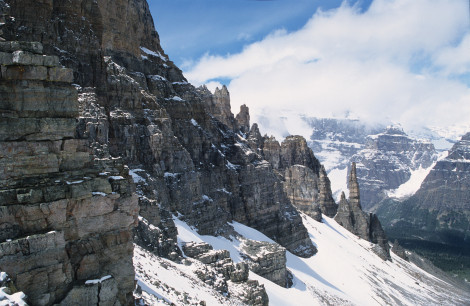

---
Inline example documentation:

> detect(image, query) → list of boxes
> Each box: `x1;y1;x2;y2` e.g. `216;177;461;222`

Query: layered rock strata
260;135;338;221
335;163;390;260
0;41;138;305
2;0;317;267
241;240;290;288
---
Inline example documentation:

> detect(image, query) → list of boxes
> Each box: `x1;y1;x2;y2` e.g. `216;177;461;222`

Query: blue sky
150;0;373;67
149;0;470;141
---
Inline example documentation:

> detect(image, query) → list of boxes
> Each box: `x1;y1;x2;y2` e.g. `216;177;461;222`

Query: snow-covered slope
135;215;470;305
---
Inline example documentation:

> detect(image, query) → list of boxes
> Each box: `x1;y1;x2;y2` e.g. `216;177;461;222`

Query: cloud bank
185;0;470;140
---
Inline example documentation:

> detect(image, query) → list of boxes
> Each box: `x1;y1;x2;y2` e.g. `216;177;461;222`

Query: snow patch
92;192;107;197
129;169;147;184
167;214;469;305
190;119;199;127
140;46;167;62
66;180;83;185
85;275;112;285
327;167;349;201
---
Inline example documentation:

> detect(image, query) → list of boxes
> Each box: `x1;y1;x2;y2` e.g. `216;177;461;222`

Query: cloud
185;0;470;140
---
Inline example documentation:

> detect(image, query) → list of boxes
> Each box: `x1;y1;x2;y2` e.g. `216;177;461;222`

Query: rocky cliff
378;132;470;243
335;163;390;260
0;0;333;303
251;135;338;221
0;40;138;305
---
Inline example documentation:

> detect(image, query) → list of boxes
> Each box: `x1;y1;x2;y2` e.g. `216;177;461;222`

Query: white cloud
185;0;470;140
434;33;470;76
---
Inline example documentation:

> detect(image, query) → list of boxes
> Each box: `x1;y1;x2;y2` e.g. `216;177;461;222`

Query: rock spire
335;163;390;260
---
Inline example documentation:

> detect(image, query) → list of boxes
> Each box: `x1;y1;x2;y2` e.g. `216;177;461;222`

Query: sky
150;0;470;141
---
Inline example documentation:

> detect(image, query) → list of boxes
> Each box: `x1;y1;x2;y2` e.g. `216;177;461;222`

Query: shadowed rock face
0;40;138;305
260;135;337;222
335;163;390;260
377;132;470;245
2;3;318;304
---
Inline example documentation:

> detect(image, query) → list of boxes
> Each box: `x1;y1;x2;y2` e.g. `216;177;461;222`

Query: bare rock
236;104;250;134
241;240;290;288
335;163;391;260
0;40;138;305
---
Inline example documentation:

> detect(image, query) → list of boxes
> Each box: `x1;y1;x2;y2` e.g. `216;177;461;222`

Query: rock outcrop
0;40;138;305
182;242;269;305
241;240;291;288
261;135;337;221
335;163;390;260
236;104;250;134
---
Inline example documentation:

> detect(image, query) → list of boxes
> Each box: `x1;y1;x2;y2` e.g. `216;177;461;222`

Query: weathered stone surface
236;104;250;134
12;50;44;65
335;163;390;260
318;166;338;217
0;51;12;64
284;165;322;222
182;241;213;259
0;117;77;141
0;41;43;54
261;135;337;223
228;280;269;306
0;40;138;305
182;240;268;304
199;85;237;130
241;239;289;287
0;80;79;118
2;65;47;80
230;262;249;283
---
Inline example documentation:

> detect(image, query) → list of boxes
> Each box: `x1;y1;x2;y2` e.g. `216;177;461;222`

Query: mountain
376;132;470;280
306;118;439;210
1;0;469;305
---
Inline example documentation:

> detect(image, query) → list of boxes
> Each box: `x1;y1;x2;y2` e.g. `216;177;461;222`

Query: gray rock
241;240;289;287
335;163;390;260
236;104;250;134
0;40;138;305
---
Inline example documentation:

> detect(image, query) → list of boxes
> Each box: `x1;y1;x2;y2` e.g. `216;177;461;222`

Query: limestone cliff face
259;135;337;221
0;41;138;305
335;163;390;260
3;0;317;288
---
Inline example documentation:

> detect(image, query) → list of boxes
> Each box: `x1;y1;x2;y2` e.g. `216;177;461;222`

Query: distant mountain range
304;116;470;280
